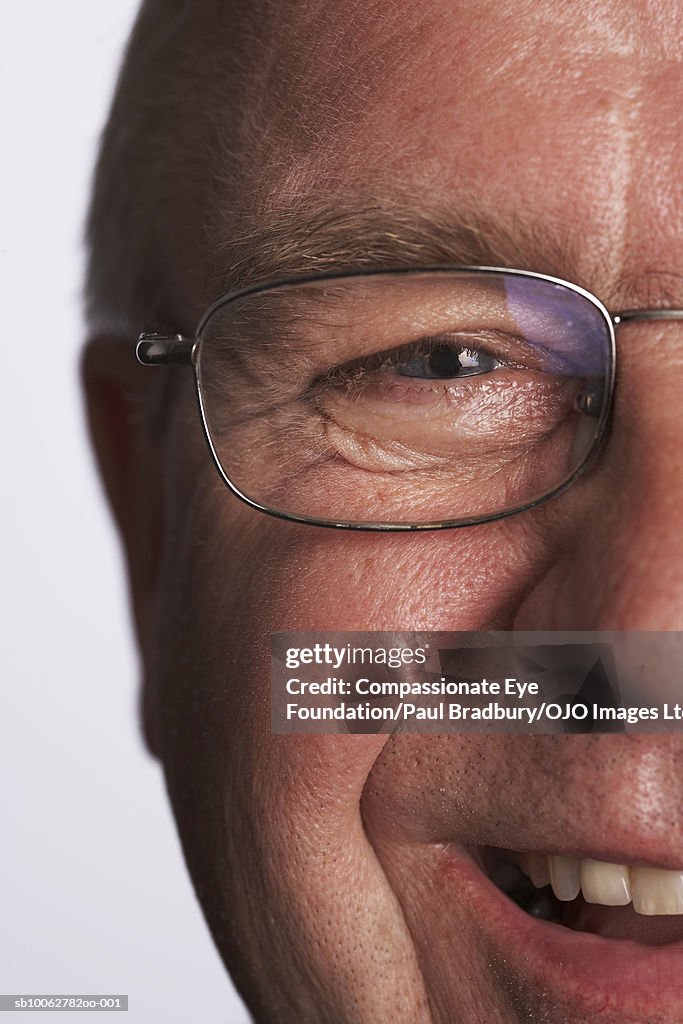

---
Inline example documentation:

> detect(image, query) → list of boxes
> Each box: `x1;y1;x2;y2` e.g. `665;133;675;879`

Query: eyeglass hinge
136;333;196;366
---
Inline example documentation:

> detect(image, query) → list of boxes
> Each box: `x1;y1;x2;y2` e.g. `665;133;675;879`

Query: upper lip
481;841;683;873
363;736;683;870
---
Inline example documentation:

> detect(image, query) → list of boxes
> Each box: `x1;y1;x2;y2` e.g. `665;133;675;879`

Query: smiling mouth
361;732;683;1018
436;841;683;1019
481;846;683;944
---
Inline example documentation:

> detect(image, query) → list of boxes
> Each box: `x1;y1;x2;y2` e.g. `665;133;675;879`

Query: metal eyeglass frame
136;264;683;532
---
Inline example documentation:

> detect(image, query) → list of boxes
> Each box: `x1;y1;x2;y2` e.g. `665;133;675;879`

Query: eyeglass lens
196;270;613;526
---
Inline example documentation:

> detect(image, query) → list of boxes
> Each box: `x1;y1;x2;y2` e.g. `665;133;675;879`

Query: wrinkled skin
85;1;683;1021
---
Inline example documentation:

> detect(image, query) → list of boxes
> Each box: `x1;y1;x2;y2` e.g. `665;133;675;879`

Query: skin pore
84;1;683;1021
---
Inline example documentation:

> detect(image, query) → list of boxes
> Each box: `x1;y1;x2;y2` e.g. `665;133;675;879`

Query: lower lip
441;846;683;1019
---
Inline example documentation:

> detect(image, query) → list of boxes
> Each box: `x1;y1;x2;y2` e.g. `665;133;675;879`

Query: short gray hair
84;0;239;336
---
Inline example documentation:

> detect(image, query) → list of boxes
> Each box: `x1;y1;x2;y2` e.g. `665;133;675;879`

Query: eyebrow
209;198;582;297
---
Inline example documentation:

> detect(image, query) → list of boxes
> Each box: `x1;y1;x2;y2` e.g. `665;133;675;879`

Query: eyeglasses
137;265;683;531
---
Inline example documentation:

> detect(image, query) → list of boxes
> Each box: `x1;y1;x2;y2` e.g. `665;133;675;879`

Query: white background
1;5;250;1021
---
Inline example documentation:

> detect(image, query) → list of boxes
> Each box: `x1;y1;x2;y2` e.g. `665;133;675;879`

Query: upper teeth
518;853;683;916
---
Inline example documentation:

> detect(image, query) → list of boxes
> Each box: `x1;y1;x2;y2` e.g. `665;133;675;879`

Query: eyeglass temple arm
613;308;683;323
136;333;196;365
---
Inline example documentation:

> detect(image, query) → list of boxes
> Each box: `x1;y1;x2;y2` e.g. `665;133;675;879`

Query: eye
389;339;502;379
322;333;511;393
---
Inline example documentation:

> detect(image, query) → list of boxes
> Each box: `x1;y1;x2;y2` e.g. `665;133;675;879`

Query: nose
514;321;683;631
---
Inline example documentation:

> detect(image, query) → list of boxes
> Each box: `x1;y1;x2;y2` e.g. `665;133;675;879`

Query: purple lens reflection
504;274;611;376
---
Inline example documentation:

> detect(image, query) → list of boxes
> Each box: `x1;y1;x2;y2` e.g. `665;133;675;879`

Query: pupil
393;342;496;379
430;343;466;377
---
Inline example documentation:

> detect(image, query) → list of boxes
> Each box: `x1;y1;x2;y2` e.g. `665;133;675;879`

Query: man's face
93;1;683;1021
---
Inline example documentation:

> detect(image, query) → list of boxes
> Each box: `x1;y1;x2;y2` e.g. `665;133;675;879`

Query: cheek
152;393;567;794
153;436;561;747
149;472;558;866
148;427;565;1010
189;509;554;633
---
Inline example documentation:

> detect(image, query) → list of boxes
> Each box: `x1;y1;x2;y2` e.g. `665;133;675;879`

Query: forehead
196;0;683;305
